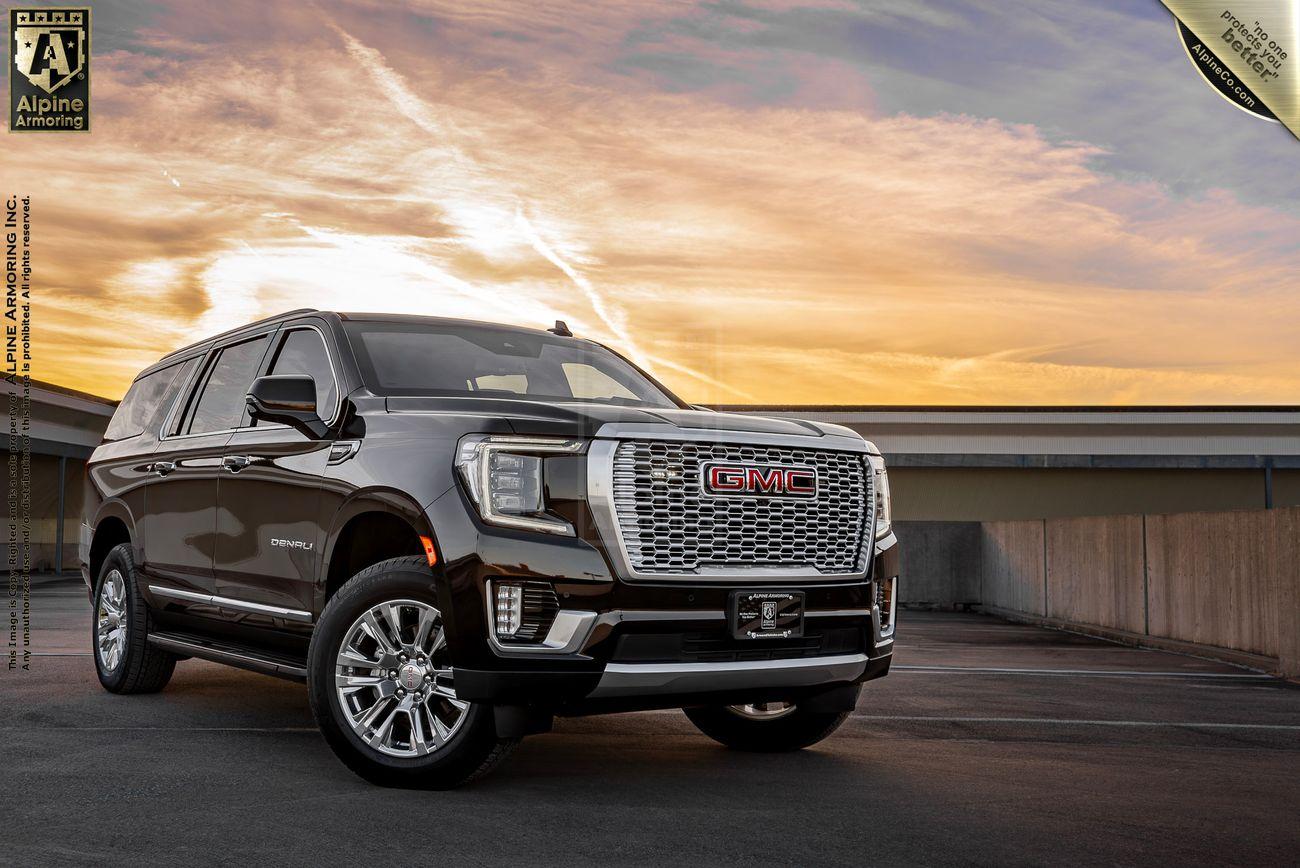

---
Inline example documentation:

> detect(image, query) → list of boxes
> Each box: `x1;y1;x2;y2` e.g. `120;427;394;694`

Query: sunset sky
4;0;1300;404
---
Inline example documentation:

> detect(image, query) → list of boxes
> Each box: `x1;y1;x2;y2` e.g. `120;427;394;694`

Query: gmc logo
701;463;817;499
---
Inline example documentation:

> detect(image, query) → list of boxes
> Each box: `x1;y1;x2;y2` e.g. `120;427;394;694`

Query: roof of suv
155;309;574;368
336;311;568;338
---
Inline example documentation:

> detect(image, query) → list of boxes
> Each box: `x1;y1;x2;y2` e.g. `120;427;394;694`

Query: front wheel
307;557;517;789
684;701;850;752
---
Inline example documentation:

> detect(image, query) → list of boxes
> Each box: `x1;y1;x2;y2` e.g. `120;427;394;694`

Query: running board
148;632;309;682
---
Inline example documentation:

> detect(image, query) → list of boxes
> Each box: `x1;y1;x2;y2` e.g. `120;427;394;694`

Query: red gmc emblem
701;463;818;499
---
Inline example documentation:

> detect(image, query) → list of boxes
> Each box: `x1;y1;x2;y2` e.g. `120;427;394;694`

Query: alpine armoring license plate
731;590;804;640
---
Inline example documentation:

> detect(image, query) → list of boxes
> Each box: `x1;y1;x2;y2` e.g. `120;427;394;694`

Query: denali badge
270;537;314;551
701;462;817;499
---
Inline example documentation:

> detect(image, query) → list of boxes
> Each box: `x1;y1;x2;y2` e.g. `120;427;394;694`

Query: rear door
88;355;200;574
139;333;274;602
213;323;342;620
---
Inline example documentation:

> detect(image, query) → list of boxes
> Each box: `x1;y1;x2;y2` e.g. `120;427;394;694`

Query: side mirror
246;375;327;438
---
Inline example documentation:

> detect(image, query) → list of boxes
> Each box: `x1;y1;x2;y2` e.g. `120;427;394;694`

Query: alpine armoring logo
8;8;91;132
701;463;818;499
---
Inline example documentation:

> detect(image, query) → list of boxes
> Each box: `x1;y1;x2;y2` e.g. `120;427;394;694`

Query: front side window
183;335;272;435
262;328;338;422
343;321;680;408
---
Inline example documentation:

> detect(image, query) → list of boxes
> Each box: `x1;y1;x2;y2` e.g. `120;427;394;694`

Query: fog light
877;576;896;636
495;583;523;638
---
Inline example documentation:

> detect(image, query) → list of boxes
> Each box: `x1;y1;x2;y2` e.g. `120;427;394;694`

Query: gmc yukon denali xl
81;310;898;788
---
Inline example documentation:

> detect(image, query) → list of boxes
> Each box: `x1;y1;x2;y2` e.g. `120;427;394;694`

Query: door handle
151;460;176;476
222;455;252;472
327;441;360;465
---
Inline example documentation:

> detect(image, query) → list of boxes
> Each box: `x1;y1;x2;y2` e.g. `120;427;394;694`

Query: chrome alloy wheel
334;599;468;758
727;701;797;720
96;568;128;672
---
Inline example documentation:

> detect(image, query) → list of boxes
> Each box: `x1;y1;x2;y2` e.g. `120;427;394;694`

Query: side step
148;632;309;682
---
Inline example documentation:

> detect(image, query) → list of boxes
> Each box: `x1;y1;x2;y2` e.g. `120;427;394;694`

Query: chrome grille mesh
611;440;872;575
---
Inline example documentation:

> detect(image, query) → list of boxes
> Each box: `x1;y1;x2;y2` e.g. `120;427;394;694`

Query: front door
213;427;330;618
213;325;342;621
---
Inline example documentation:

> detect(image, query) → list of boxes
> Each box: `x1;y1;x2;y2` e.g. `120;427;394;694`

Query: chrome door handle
327;441;360;465
222;455;252;472
152;460;176;476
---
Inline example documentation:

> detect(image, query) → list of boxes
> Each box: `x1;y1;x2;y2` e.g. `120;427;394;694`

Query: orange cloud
2;1;1297;404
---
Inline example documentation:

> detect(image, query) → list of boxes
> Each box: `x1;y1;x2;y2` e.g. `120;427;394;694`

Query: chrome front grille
610;439;872;576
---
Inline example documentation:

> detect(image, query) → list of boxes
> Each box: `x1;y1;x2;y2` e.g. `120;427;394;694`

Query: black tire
307;556;517;789
92;543;177;694
684;703;850;752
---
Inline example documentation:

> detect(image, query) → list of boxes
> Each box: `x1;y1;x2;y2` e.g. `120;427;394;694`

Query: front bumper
441;520;900;712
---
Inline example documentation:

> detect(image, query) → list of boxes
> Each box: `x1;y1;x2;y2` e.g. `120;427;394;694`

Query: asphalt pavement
2;579;1298;867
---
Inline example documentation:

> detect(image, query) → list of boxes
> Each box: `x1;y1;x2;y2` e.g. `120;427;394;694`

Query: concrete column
56;455;66;574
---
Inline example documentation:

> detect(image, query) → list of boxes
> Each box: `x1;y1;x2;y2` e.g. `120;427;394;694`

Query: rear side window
262;328;338;422
103;360;189;442
182;335;272;435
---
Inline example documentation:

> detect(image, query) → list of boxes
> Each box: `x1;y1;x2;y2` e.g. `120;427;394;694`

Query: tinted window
563;362;639;402
263;328;337;420
184;335;271;435
103;359;192;441
344;322;679;409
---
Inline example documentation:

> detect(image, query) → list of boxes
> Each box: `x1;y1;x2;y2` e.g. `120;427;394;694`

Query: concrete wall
979;520;1045;615
1145;510;1290;659
902;507;1300;677
892;521;981;607
0;453;84;572
889;467;1294;521
1045;515;1145;635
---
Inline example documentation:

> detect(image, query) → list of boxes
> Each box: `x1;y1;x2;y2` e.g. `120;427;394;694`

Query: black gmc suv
81;309;898;788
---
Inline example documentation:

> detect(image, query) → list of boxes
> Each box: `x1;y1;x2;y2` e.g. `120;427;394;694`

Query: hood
383;396;860;443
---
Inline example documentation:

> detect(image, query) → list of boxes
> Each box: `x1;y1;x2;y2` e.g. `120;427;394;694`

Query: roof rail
157;308;321;363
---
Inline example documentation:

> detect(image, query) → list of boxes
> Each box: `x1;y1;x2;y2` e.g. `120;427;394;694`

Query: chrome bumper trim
587;652;870;699
592;422;872;452
485;580;600;657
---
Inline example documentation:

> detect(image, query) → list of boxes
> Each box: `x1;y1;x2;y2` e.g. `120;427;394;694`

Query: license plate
731;590;804;640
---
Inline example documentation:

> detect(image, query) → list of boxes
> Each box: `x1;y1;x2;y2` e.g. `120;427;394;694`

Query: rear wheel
92;543;176;694
685;701;850;752
307;556;516;788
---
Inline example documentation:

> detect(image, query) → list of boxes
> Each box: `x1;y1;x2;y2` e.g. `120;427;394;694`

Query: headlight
867;454;892;539
456;435;585;535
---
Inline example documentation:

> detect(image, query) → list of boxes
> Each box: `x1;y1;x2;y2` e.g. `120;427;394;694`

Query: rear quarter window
103;359;192;442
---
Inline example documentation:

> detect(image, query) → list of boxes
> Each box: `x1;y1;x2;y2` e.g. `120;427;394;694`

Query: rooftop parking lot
4;579;1298;866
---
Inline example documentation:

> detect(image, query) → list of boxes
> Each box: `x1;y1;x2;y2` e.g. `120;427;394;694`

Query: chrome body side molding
148;585;314;624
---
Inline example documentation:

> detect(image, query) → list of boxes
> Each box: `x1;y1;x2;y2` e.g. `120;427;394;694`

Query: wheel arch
321;488;438;605
88;503;137;586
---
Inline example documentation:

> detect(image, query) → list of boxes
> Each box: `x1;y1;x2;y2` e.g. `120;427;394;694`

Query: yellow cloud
3;4;1298;405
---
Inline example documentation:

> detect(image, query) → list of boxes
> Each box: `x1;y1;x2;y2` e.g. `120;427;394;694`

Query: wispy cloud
3;0;1298;405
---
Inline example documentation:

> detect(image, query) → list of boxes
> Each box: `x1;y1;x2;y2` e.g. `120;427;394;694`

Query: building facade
724;406;1300;520
4;382;1299;574
1;379;115;573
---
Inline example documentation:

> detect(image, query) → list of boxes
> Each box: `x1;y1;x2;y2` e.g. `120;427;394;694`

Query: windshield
343;320;682;409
